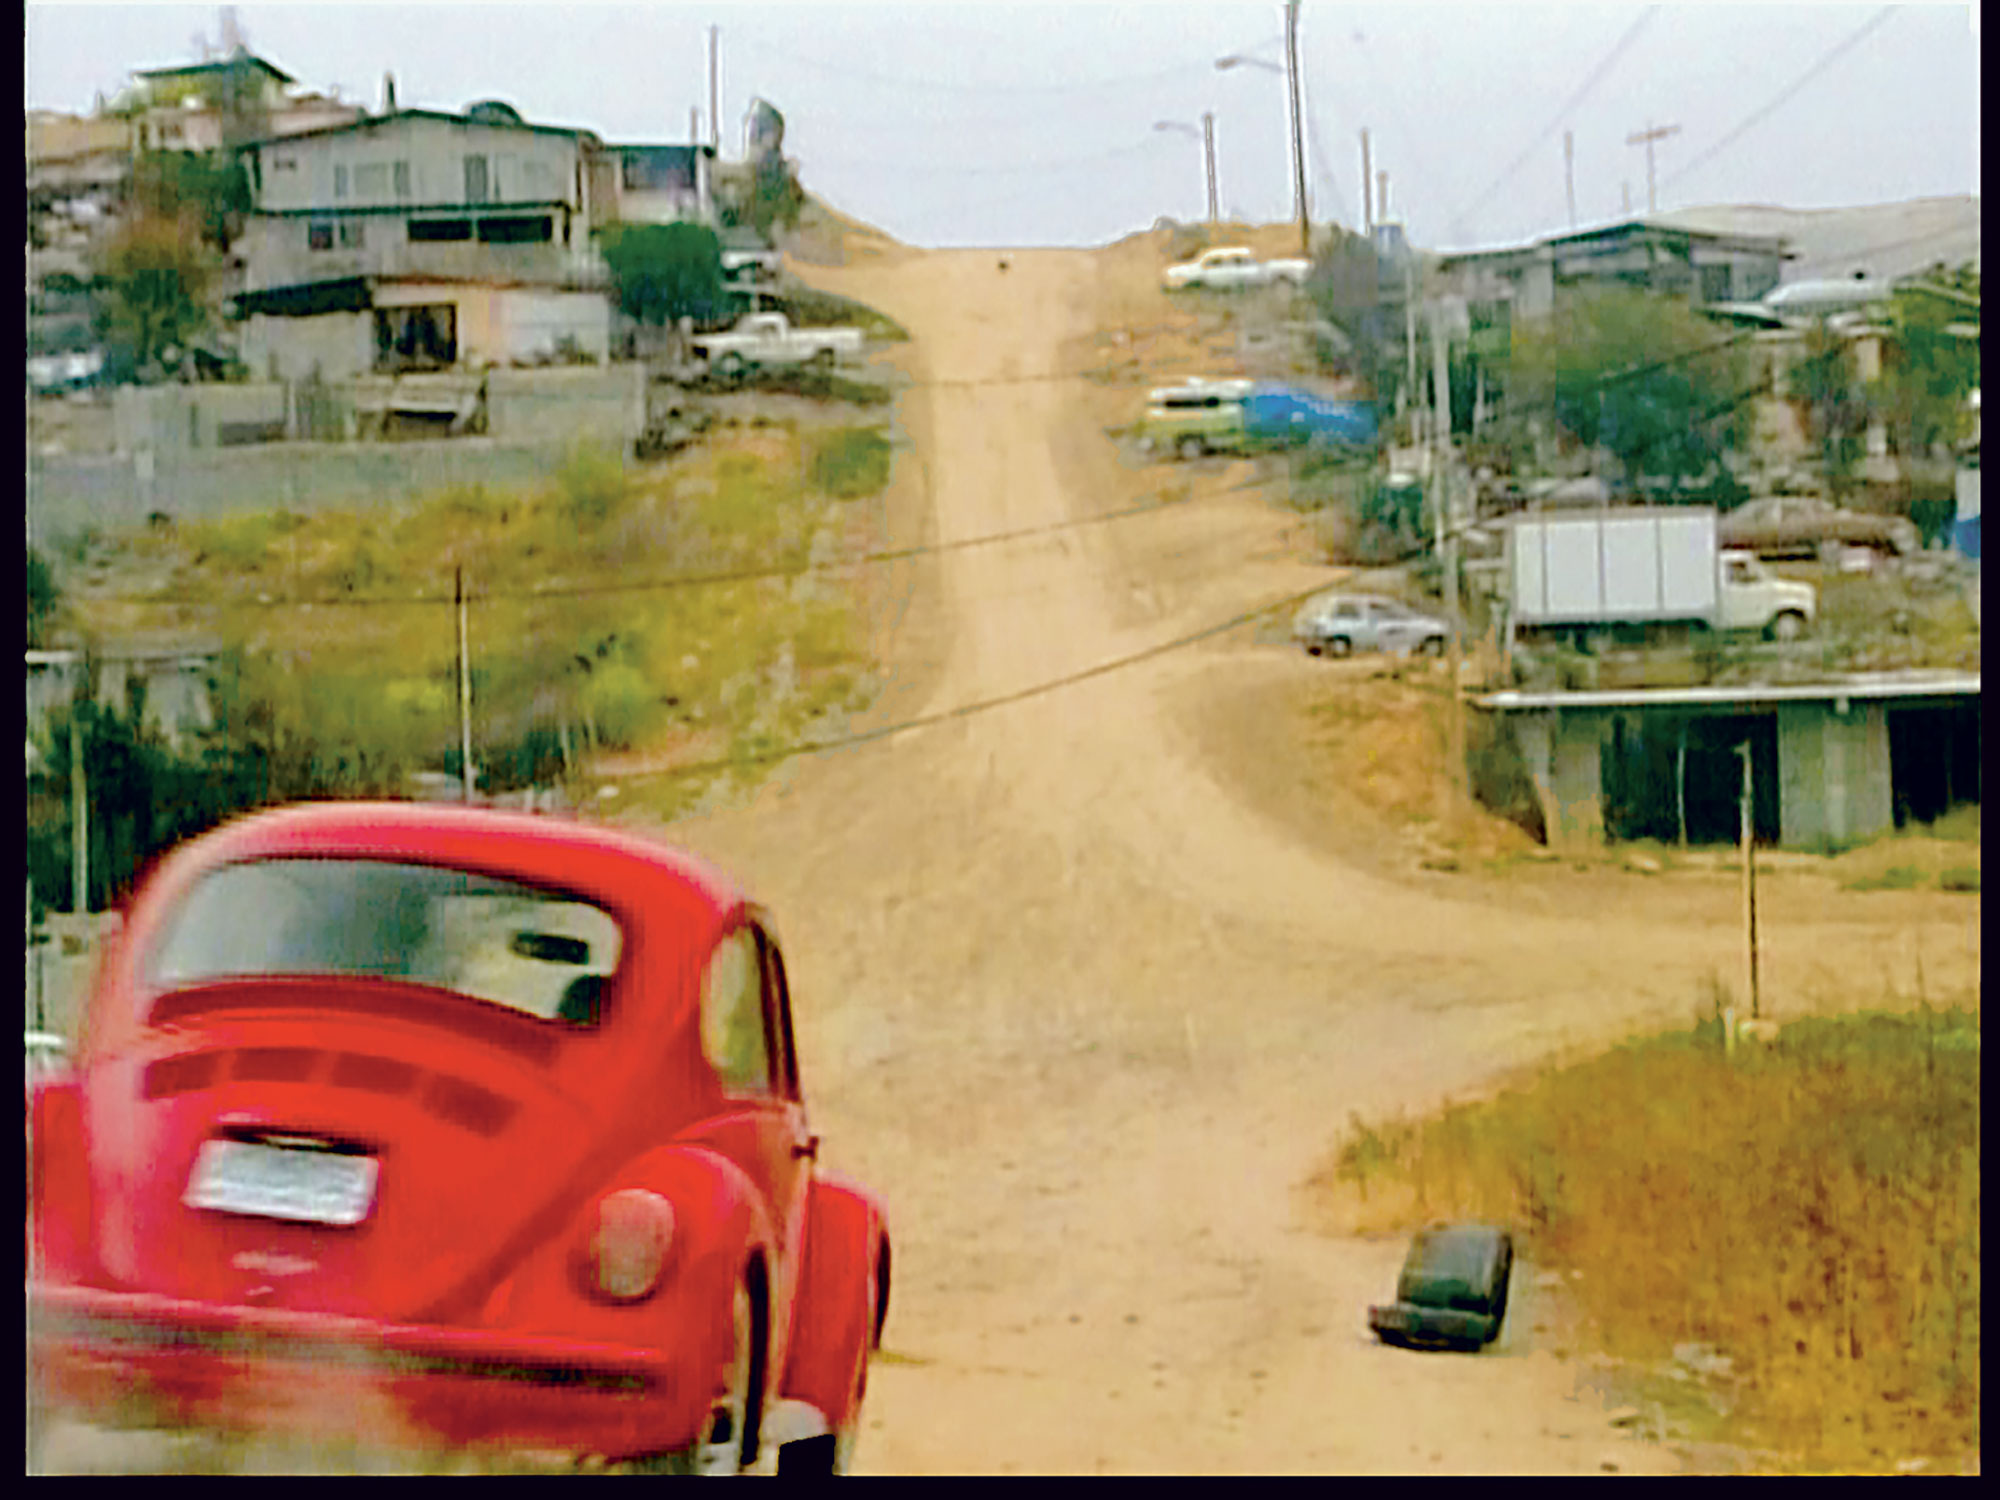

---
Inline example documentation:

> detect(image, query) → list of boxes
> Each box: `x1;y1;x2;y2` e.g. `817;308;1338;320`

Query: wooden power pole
708;25;720;153
1626;120;1680;214
1284;0;1309;258
1360;128;1373;233
1202;112;1219;224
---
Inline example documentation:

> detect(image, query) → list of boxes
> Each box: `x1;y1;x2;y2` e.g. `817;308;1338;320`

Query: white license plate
184;1139;380;1227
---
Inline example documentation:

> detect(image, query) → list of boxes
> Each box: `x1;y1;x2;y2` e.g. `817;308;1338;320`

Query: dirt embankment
650;243;1977;1474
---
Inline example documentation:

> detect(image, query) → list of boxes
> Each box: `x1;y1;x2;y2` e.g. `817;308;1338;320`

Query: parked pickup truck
690;313;865;380
1507;507;1817;642
1162;246;1311;292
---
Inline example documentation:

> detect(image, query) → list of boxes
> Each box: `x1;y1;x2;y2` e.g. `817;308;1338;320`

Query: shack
1479;673;1980;850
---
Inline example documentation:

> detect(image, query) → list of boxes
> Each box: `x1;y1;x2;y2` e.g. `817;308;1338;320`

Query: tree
1504;288;1756;491
1793;324;1867;496
1308;231;1409;417
1871;269;1980;460
95;212;215;382
131;148;254;252
28;549;60;648
596;220;731;331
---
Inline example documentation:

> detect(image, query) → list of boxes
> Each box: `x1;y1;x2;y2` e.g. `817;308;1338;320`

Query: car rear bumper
29;1284;694;1461
1367;1299;1498;1348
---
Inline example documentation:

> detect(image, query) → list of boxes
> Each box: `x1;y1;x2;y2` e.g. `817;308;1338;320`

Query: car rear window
146;858;624;1026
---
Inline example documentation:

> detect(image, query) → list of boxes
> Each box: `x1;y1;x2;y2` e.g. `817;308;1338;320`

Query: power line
1659;7;1898;193
68;481;1217;611
737;34;1227;97
1449;6;1660;235
642;574;1348;786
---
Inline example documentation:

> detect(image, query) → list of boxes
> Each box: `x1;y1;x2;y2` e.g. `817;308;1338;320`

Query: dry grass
1299;666;1540;861
1310;1003;1982;1472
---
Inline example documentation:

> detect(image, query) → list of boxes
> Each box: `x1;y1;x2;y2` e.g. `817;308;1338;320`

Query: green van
1139;378;1254;460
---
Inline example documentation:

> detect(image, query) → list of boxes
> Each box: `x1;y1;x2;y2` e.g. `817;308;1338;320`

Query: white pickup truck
1162;246;1312;292
690;312;865;380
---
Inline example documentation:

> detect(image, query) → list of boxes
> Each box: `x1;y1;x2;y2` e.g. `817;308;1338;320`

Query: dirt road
655;248;1979;1474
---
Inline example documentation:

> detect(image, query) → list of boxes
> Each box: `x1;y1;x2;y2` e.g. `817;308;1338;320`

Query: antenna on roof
383;72;397;112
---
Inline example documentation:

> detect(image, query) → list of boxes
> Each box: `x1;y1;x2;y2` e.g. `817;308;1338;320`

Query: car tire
716;354;748;386
1178;437;1206;462
1768;610;1807;643
809;348;837;373
1419;636;1445;657
1325;637;1353;659
658;1281;759;1475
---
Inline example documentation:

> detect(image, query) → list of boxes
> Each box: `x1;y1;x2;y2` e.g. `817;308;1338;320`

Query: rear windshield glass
147;858;624;1025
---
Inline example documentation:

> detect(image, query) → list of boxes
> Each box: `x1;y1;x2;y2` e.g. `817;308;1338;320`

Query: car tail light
588;1189;675;1302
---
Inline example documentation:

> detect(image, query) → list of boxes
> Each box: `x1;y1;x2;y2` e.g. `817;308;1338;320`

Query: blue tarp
1242;384;1378;448
1955;515;1980;560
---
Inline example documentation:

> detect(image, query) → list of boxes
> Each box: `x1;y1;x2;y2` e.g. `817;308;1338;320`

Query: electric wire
1449;6;1659;235
1659;7;1899;194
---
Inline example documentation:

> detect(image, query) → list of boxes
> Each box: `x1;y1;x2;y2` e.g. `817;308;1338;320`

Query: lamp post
1153;116;1218;224
1216;17;1309;258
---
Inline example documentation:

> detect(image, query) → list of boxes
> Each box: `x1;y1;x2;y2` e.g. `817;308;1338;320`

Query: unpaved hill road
654;247;1979;1476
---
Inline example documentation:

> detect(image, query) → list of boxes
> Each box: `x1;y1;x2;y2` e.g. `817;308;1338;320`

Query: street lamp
1153;115;1218;224
1218;0;1309;258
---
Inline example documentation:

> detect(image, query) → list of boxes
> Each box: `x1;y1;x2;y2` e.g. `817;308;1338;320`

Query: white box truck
1506;507;1816;642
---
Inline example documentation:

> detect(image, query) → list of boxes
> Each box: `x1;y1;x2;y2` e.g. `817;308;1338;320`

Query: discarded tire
1367;1224;1513;1352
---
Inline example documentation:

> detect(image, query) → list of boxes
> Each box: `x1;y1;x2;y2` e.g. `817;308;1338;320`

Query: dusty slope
653;247;1978;1474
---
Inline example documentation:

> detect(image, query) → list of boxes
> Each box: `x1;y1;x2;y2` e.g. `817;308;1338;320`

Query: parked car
1293;592;1450;657
27;802;890;1475
1162;246;1311;292
1138;377;1255;460
1719;495;1920;561
690;312;865;383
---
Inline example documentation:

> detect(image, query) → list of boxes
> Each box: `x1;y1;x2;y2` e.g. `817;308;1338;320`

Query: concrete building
1481;673;1980;851
1439;216;1792;326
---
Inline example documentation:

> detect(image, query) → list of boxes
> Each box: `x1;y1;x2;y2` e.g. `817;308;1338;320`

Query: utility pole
1202;112;1219;224
708;25;720;154
1284;0;1309;258
456;567;474;805
1738;741;1761;1021
1377;170;1389;224
690;106;699;147
1403;259;1418;443
1430;299;1467;822
70;677;87;915
1563;129;1577;227
1360;128;1373;233
1626;120;1680;214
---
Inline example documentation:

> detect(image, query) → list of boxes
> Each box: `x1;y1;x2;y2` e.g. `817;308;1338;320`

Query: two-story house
231;104;620;379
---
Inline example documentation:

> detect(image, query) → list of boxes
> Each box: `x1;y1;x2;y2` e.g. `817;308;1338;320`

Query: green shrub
1938;865;1980;893
807;426;893;499
556;444;629;529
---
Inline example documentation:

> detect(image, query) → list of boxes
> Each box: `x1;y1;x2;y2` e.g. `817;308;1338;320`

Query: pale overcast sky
23;2;1982;251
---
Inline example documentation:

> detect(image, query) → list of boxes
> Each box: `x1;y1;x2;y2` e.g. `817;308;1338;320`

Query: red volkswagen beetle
27;802;889;1474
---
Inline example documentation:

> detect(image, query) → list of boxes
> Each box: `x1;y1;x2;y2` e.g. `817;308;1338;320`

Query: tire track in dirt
651;248;1977;1475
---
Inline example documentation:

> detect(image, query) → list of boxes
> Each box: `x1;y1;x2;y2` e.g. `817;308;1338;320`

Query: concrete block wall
1776;701;1893;848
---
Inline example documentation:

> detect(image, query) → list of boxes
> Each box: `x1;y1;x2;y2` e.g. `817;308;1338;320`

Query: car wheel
1418;635;1445;657
1325;636;1353;659
809;348;836;373
716;354;748;386
1178;436;1206;462
660;1282;758;1475
1768;610;1807;643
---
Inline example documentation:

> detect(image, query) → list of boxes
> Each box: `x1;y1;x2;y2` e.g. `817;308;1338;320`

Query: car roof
96;802;751;1049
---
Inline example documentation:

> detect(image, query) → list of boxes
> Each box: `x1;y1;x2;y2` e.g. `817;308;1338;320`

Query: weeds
1314;1005;1982;1469
808;426;894;499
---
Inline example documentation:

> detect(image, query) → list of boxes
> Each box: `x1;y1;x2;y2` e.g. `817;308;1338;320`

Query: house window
393;160;411;198
334;164;348;199
354;162;388;199
338;221;365;249
308;221;334;251
408;218;473;242
464;154;490;204
476;215;552;244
